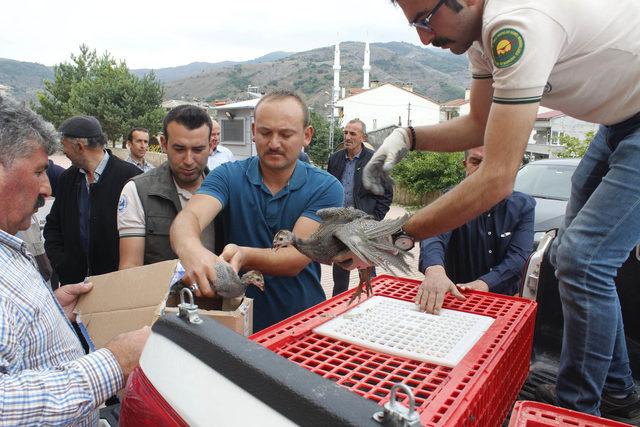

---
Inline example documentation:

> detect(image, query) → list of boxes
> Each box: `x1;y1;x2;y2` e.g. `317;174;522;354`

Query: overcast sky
1;0;424;69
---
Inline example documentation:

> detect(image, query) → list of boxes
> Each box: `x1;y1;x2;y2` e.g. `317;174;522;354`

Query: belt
607;111;640;151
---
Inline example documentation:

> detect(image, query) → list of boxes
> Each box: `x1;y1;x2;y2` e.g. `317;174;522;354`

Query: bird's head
272;230;295;251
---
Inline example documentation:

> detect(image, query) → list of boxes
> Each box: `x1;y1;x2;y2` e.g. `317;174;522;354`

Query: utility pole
324;91;336;156
407;102;412;126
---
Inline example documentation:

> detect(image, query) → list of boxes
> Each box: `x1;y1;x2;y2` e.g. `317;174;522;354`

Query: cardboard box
75;259;253;349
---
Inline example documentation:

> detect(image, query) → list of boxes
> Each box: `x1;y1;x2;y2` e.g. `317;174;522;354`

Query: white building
335;83;441;131
212;98;260;160
527;109;598;159
440;91;470;122
439;96;597;159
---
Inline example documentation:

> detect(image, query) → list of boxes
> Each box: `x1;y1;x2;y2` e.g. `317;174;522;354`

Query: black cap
58;115;103;138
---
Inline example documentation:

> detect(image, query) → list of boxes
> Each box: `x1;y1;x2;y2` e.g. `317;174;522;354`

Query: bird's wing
364;238;414;275
317;207;372;224
333;221;414;275
361;214;410;240
334;223;411;273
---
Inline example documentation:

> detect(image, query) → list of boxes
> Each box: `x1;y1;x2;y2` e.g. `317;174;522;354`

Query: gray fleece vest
132;162;216;265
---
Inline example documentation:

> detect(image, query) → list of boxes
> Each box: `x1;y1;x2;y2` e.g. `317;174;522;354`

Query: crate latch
373;383;421;426
177;288;202;325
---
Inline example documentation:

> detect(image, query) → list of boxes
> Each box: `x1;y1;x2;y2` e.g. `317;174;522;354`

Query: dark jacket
419;191;535;295
132;162;220;264
46;160;65;198
44;151;142;284
327;146;393;220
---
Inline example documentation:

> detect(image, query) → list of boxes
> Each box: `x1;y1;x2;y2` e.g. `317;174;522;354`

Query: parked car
513;158;580;247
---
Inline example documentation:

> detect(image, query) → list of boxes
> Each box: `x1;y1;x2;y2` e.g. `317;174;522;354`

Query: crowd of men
0;89;539;424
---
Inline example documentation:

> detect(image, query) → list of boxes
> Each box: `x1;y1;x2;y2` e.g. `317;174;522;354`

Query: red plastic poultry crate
251;275;537;426
508;401;633;426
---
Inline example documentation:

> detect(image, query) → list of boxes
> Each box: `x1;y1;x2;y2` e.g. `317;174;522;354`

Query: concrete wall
219;110;256;160
110;147;167;166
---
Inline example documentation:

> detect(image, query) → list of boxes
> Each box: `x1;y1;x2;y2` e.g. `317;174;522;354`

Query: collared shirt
0;230;123;425
207;145;236;171
79;149;110;187
126;155;155;173
78;150;110;258
197;157;343;331
468;0;640;125
419;191;535;295
340;147;363;208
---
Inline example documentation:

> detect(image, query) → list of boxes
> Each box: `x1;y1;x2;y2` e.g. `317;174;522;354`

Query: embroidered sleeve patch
491;28;525;68
118;194;128;213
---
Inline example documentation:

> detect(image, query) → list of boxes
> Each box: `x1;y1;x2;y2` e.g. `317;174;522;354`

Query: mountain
0;51;295;101
130;51;294;83
162;41;471;109
0;43;470;108
0;58;53;100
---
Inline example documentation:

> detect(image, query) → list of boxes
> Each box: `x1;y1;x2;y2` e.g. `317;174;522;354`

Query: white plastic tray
313;296;494;367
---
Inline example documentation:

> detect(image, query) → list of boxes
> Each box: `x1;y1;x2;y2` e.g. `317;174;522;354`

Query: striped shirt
126;155;155;173
0;230;123;426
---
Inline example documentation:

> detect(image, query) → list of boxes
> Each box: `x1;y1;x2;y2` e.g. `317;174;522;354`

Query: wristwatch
392;227;415;251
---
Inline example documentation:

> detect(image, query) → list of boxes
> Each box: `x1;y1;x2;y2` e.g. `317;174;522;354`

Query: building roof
537;110;565;120
442;98;469;107
348;88;368;96
161;100;211;110
213;98;261;111
336;82;439;105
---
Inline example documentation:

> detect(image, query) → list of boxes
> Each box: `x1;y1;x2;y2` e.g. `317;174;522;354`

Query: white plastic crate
313;296;494;367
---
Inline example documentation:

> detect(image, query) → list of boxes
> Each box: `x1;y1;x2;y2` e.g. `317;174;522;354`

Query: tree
556;131;593;158
391;151;465;196
308;111;342;168
35;45;165;144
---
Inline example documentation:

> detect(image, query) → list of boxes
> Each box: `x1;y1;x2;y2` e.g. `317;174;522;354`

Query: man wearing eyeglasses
360;0;640;422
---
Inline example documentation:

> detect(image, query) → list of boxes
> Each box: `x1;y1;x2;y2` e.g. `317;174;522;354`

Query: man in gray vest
117;105;216;268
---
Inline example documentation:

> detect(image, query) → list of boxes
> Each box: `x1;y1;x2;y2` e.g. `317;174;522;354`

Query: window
221;118;245;145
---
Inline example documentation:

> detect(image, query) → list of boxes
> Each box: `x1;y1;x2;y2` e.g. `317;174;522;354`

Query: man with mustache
170;90;343;332
118;105;218;268
0;95;149;425
359;0;640;422
44;115;141;285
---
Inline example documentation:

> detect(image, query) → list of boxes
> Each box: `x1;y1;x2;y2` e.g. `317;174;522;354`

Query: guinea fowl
173;262;265;299
212;263;265;298
272;207;413;304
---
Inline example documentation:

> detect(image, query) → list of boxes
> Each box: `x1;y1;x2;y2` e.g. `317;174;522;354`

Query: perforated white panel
313;296;494;367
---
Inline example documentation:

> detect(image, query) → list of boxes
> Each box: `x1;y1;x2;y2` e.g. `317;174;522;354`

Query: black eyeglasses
410;0;447;33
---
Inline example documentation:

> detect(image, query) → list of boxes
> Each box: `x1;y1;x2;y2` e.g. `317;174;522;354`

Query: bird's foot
347;284;365;305
347;269;373;305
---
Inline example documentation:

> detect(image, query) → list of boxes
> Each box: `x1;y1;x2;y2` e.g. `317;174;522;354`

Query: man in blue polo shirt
170;90;343;331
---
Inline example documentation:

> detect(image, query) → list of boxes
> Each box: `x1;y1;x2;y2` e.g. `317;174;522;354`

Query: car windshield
514;163;576;201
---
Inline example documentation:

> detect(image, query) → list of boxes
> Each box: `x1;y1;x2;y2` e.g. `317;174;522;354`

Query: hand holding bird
273;207;413;304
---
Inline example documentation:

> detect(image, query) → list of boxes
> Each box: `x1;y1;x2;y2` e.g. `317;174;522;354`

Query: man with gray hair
327;119;393;296
0;95;149;425
44;115;141;285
